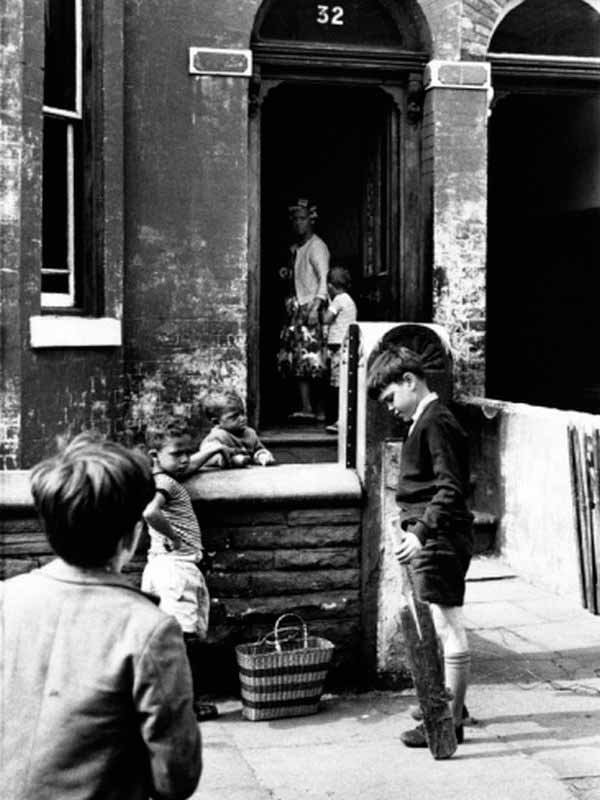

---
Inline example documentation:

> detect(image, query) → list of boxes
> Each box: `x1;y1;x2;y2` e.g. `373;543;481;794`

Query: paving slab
532;746;600;780
468;625;556;657
516;621;600;653
464;599;547;629
512;599;585;623
466;578;558;603
566;776;600;799
467;557;517;581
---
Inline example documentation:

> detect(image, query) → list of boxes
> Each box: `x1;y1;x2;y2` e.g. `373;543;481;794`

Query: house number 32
317;4;345;25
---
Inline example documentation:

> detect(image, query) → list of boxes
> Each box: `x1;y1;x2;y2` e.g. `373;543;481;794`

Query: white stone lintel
29;316;122;348
425;60;491;91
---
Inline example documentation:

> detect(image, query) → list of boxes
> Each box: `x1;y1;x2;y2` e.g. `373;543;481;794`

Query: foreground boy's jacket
0;559;202;800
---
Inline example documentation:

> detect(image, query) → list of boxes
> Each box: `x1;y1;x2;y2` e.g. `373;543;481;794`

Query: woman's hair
288;197;318;221
328;266;351;290
366;346;426;399
202;390;244;422
30;440;155;567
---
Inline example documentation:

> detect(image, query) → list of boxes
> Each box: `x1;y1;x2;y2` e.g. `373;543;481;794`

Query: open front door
258;82;404;425
247;0;432;429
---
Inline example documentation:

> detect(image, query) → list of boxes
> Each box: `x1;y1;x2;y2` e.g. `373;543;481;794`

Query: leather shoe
410;703;470;723
400;723;464;748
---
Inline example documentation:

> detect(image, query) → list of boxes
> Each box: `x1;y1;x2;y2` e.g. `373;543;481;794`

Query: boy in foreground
367;346;473;747
1;439;202;799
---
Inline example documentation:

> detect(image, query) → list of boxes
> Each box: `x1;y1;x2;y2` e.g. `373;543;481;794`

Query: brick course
1;465;364;690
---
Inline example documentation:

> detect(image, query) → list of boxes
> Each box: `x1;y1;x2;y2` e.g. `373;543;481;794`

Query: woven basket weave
235;613;334;721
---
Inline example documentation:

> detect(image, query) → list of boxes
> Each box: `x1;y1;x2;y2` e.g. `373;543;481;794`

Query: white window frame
41;0;82;309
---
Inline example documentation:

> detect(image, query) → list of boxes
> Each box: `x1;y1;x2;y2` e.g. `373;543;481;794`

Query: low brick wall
0;465;363;690
188;465;363;689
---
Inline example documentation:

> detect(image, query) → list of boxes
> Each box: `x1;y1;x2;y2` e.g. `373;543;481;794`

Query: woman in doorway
277;198;330;421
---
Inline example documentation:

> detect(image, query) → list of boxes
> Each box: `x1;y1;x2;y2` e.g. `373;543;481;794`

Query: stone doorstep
467;554;515;582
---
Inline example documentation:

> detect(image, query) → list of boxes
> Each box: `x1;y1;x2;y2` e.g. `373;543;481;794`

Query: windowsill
29;316;122;348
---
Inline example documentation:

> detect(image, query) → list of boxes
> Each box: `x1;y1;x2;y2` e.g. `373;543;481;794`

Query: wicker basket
235;613;335;721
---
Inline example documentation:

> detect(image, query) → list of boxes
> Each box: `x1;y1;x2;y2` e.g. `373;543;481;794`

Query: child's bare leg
183;634;219;721
298;379;313;414
430;604;470;727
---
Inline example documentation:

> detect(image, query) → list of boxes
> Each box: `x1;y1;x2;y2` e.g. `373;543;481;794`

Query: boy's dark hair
367;346;427;399
30;440;155;568
202;389;245;423
145;418;192;450
328;266;351;290
57;429;106;452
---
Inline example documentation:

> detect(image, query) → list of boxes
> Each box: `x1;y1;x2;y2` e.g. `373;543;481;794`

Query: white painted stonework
29;316;122;348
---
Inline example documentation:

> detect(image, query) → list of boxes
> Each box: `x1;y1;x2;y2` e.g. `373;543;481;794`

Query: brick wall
461;0;505;59
0;465;364;690
121;0;257;439
4;0;596;464
198;503;361;690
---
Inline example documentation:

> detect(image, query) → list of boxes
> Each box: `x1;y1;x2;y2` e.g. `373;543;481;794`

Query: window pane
42;116;68;271
44;0;76;110
41;272;70;294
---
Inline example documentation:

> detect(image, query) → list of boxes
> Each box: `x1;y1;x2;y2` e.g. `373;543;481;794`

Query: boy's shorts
141;555;210;639
409;531;472;607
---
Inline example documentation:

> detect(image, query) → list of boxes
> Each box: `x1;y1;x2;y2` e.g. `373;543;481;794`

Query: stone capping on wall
0;464;363;515
186;463;363;507
0;470;33;512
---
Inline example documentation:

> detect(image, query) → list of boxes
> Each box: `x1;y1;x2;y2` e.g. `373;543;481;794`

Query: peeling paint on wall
0;379;21;469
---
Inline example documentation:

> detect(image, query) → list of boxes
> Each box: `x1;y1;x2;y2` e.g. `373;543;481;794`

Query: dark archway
486;0;600;411
490;0;600;57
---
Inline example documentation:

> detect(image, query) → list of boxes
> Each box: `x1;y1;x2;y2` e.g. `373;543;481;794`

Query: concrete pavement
192;557;600;799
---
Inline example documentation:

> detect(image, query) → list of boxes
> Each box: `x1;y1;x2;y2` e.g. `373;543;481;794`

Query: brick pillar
423;60;491;398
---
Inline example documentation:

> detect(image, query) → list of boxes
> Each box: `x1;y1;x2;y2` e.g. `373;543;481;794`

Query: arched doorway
248;0;432;427
486;0;600;410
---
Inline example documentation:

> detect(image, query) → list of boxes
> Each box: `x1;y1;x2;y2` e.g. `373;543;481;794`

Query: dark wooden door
358;92;400;321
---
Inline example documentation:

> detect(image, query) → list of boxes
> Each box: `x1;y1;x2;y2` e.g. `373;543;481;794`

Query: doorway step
259;425;338;464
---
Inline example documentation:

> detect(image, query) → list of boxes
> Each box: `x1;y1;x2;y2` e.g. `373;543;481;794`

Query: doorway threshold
259;425;338;465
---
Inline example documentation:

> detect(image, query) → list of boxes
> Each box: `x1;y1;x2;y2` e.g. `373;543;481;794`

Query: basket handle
273;613;308;652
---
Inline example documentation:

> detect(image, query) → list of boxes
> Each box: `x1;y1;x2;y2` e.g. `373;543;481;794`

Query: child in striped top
141;418;228;721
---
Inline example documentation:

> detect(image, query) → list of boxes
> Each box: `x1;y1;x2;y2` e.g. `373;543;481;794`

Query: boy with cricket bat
367;345;473;749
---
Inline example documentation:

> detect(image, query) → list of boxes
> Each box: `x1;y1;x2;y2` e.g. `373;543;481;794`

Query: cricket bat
392;519;457;759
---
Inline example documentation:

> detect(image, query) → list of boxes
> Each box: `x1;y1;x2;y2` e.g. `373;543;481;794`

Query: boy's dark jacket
396;398;473;544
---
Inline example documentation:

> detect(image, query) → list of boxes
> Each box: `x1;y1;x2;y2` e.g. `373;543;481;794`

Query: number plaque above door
254;0;427;51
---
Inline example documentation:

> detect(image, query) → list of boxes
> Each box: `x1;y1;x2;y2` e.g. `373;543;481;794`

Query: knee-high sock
444;651;470;725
